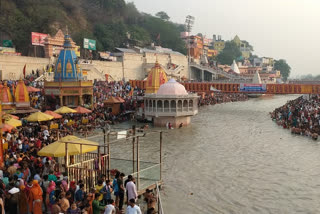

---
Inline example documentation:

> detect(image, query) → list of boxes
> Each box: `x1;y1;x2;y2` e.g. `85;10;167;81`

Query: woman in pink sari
46;181;56;212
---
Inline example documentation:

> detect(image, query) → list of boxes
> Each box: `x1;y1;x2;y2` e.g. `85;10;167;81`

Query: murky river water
160;95;320;214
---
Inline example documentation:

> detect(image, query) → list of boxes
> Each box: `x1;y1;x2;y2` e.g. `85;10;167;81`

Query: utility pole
185;15;195;81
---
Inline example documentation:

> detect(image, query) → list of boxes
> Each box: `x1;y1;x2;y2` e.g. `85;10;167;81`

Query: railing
156;182;164;214
68;154;109;192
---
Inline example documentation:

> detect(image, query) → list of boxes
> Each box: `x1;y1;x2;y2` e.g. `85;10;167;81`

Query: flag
23;64;26;79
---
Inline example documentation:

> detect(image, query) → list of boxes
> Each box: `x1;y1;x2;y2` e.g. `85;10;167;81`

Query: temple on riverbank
144;78;198;127
44;33;93;108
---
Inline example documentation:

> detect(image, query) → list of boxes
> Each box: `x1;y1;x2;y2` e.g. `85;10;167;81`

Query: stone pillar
201;70;204;82
59;95;63;106
79;96;83;106
155;99;157;112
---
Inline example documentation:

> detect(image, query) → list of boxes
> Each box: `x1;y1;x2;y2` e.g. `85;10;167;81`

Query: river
160;95;320;214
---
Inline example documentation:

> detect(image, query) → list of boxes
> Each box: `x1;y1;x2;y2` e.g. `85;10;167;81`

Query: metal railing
156;182;164;214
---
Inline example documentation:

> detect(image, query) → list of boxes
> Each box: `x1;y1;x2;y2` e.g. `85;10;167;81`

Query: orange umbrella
1;112;19;120
1;123;14;133
74;106;92;114
27;86;40;92
44;110;62;119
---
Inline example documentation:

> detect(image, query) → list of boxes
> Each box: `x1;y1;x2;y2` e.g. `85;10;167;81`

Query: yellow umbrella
5;118;22;127
38;135;98;157
25;112;54;122
54;106;77;114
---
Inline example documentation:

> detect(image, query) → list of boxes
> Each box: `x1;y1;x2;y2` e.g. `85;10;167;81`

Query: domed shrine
144;79;198;127
0;82;14;110
0;80;38;113
145;61;168;94
15;79;30;108
44;33;93;108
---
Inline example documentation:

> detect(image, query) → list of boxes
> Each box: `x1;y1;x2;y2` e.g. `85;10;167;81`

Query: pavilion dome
145;61;168;94
157;79;188;96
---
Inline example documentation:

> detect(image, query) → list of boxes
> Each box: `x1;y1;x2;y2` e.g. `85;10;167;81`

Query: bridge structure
129;80;320;95
189;63;252;82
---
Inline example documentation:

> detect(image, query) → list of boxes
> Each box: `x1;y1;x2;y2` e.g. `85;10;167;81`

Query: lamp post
185;15;195;81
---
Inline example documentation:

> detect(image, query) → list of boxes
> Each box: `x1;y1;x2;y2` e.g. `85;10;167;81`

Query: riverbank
198;92;248;106
270;95;319;140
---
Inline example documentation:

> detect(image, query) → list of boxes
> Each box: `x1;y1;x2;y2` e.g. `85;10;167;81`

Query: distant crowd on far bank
198;92;248;106
270;95;320;140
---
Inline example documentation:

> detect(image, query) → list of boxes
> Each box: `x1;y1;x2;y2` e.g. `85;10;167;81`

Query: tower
54;33;82;82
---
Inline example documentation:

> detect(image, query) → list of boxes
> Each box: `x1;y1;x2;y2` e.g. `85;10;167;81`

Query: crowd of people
0;78;158;213
198;92;248;106
0;154;155;214
270;95;320;140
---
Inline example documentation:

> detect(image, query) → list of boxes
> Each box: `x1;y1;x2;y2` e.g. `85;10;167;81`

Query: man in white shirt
126;177;137;202
126;199;142;214
104;199;116;214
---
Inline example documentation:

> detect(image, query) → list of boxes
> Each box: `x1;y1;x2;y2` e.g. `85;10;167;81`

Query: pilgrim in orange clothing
29;180;43;214
25;179;34;214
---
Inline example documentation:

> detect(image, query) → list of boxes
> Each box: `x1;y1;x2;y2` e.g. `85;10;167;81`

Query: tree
216;41;242;65
155;11;170;21
274;59;291;81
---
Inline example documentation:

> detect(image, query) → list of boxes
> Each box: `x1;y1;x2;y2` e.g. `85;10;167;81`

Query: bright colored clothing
29;181;43;214
95;184;104;201
92;199;105;214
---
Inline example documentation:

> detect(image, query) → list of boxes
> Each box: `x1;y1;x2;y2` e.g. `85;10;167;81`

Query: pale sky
129;0;320;77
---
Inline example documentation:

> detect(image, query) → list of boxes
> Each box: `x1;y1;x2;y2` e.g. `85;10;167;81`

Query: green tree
274;59;291;81
216;41;242;65
155;11;170;21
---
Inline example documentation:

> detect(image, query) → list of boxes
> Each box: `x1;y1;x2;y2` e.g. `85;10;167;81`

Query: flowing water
160;95;320;214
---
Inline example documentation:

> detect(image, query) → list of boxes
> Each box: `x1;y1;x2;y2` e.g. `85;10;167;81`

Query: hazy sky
129;0;320;77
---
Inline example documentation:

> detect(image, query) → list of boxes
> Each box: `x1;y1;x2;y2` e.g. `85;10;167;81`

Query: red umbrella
27;86;40;92
74;106;92;114
44;110;62;119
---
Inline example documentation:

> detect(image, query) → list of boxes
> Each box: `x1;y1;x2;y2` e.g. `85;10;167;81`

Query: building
144;79;198;128
44;33;93;108
212;35;225;53
253;57;274;68
44;29;78;58
189;36;203;60
233;35;252;59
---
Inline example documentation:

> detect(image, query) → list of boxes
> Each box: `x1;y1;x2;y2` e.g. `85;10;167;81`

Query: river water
160;95;320;214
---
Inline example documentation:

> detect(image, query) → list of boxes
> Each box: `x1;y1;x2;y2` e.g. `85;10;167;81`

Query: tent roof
37;135;98;157
44;110;62;119
104;97;125;104
74;106;92;114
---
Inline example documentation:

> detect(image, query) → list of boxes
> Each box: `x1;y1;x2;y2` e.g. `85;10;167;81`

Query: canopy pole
107;133;110;180
136;136;140;190
80;144;83;167
132;125;136;174
160;131;162;181
65;142;69;175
